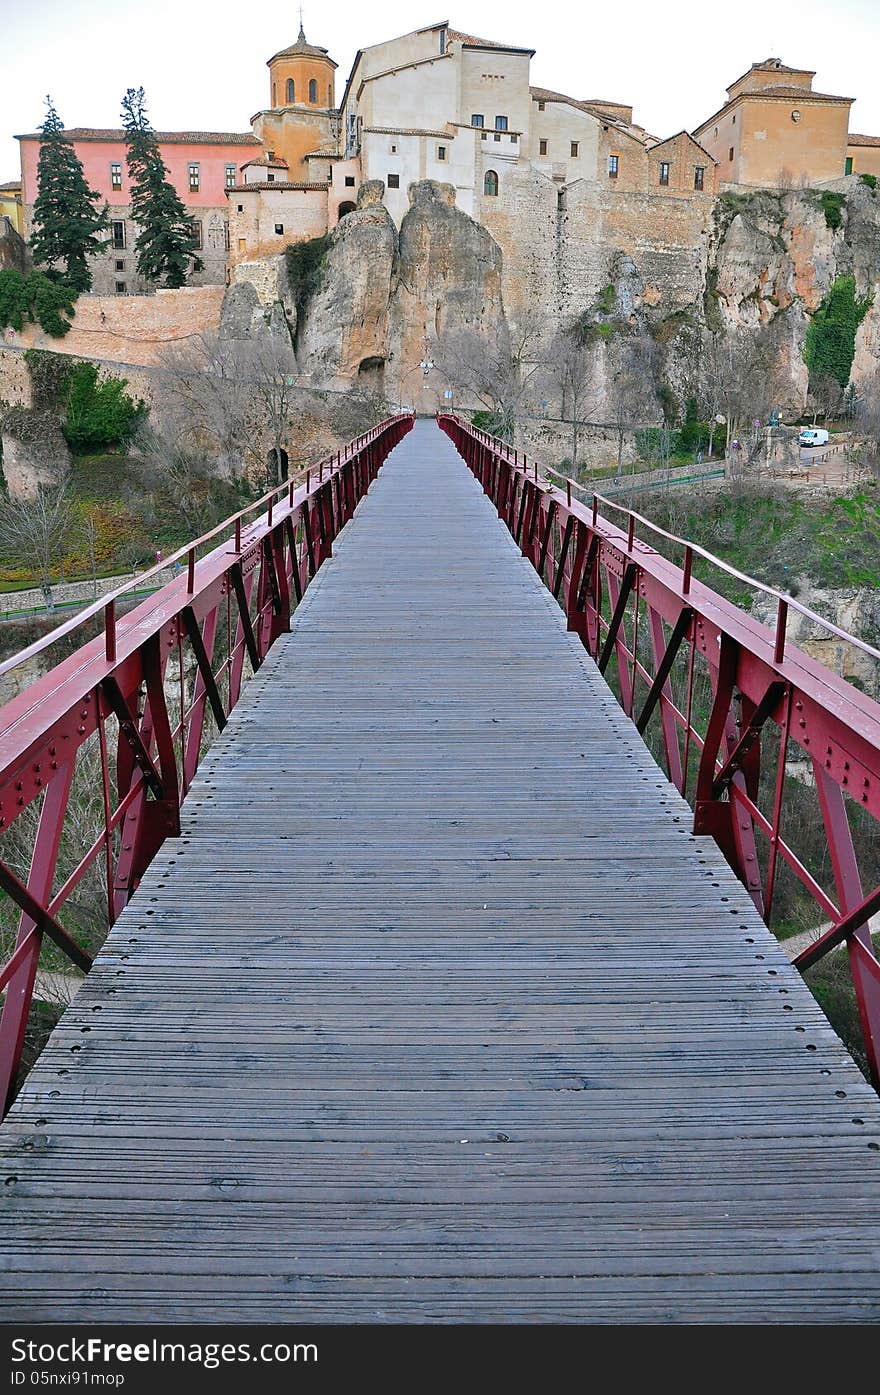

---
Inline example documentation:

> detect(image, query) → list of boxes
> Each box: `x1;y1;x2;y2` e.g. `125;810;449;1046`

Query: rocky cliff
222;175;880;427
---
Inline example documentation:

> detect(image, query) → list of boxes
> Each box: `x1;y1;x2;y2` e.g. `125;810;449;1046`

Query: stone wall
3;286;225;367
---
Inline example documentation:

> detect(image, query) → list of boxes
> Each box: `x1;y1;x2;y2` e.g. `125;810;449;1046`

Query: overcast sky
3;0;878;179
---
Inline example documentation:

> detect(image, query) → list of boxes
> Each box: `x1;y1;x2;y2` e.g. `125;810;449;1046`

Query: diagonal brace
181;606;227;734
100;677;164;800
598;563;637;674
0;859;92;974
636;607;694;735
712;679;787;797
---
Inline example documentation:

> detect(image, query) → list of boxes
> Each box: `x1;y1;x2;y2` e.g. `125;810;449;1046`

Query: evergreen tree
121;87;203;289
29;97;108;293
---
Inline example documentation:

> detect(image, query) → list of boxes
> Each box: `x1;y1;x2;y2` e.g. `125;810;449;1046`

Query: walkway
1;421;879;1322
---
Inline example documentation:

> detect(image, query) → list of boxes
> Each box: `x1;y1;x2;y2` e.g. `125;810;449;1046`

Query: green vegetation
121;87;203;288
633;400;712;463
859;172;877;192
62;362;146;453
804;275;873;389
805;933;880;1081
622;483;880;600
29;96;108;293
284;234;330;326
23;348;74;408
0;268;75;338
595;283;616;315
819;189;846;230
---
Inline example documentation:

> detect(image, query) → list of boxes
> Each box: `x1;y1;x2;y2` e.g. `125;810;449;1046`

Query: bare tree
434;312;545;441
702;329;779;468
608;336;658;476
540;331;601;467
0;484;72;610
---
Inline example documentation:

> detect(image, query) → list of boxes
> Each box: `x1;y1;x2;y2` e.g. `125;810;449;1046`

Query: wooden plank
0;420;879;1324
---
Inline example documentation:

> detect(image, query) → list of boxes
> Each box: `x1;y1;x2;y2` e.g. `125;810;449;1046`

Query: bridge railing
439;413;880;1087
0;413;414;1113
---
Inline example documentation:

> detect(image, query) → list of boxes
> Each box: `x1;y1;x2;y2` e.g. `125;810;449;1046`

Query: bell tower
267;20;338;111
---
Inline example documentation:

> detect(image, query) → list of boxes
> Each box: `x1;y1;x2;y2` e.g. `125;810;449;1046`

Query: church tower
267;22;338;112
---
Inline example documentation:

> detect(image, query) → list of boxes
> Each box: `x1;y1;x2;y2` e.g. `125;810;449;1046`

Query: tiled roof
228;181;327;193
447;28;535;55
241;156;289;168
848;133;880;146
16;128;260;145
303;150;343;159
754;84;853;102
530;87;642;139
0;180;22;192
268;25;338;68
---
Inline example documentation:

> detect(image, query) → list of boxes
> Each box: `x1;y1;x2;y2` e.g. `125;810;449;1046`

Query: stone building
16;129;259;293
846;134;880;180
228;19;722;271
693;59;854;188
0;180;24;236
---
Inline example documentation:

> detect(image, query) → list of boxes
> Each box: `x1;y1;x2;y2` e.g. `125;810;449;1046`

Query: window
225;164;236;189
110;162;122;190
272;82;277;106
471;114;484;127
439;27;446;53
274;223;284;235
659;161;670;186
308;78;317;103
729;146;734;161
224;223;230;251
327;167;333;183
845;156;854;175
694;166;705;191
115;259;124;272
188;220;202;250
494;132;501;142
238;237;246;252
188;162;200;192
537;101;545;111
115;281;126;294
286;78;295;103
484;169;498;197
495;115;508;131
267;151;275;161
390;143;397;153
112;220;126;249
387;173;400;188
539;139;548;156
237;203;243;212
608;154;619;179
267;173;275;182
344;175;355;187
570;141;579;158
732;114;736;124
714;126;718;137
438;145;446;161
328;84;332;105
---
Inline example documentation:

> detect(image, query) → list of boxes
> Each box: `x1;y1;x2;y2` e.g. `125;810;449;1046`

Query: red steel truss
439;413;880;1087
0;414;413;1113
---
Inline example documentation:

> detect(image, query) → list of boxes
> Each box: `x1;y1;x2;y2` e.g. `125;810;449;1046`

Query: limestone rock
296;198;397;389
1;408;71;500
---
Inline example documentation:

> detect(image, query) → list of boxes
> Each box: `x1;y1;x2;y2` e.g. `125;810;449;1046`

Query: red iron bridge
0;416;879;1323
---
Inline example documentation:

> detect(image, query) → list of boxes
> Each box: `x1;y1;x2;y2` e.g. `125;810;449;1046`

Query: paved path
1;421;879;1323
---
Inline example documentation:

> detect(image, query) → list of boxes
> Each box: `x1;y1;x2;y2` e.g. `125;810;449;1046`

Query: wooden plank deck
1;419;880;1323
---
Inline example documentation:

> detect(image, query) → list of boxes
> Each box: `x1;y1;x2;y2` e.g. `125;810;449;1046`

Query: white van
799;428;829;447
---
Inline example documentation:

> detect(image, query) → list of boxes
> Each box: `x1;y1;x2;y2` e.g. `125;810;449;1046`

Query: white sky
2;0;879;180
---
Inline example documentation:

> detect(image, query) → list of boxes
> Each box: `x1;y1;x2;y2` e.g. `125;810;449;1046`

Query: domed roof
268;25;338;68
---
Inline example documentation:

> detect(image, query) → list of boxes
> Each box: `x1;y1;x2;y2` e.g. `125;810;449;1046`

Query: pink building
17;128;259;294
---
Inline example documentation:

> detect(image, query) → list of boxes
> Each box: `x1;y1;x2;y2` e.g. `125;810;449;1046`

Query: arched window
484;169;499;197
286;78;295;103
308;78;317;104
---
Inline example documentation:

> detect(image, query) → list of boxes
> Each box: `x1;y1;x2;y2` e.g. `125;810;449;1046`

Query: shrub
23;349;73;409
284;235;330;324
804;275;873;389
62;362;146;453
819;190;845;230
0;269;75;337
859;173;878;192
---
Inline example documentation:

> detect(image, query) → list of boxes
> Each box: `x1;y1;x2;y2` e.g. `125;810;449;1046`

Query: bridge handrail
0;412;415;1115
544;464;880;667
439;412;880;1089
